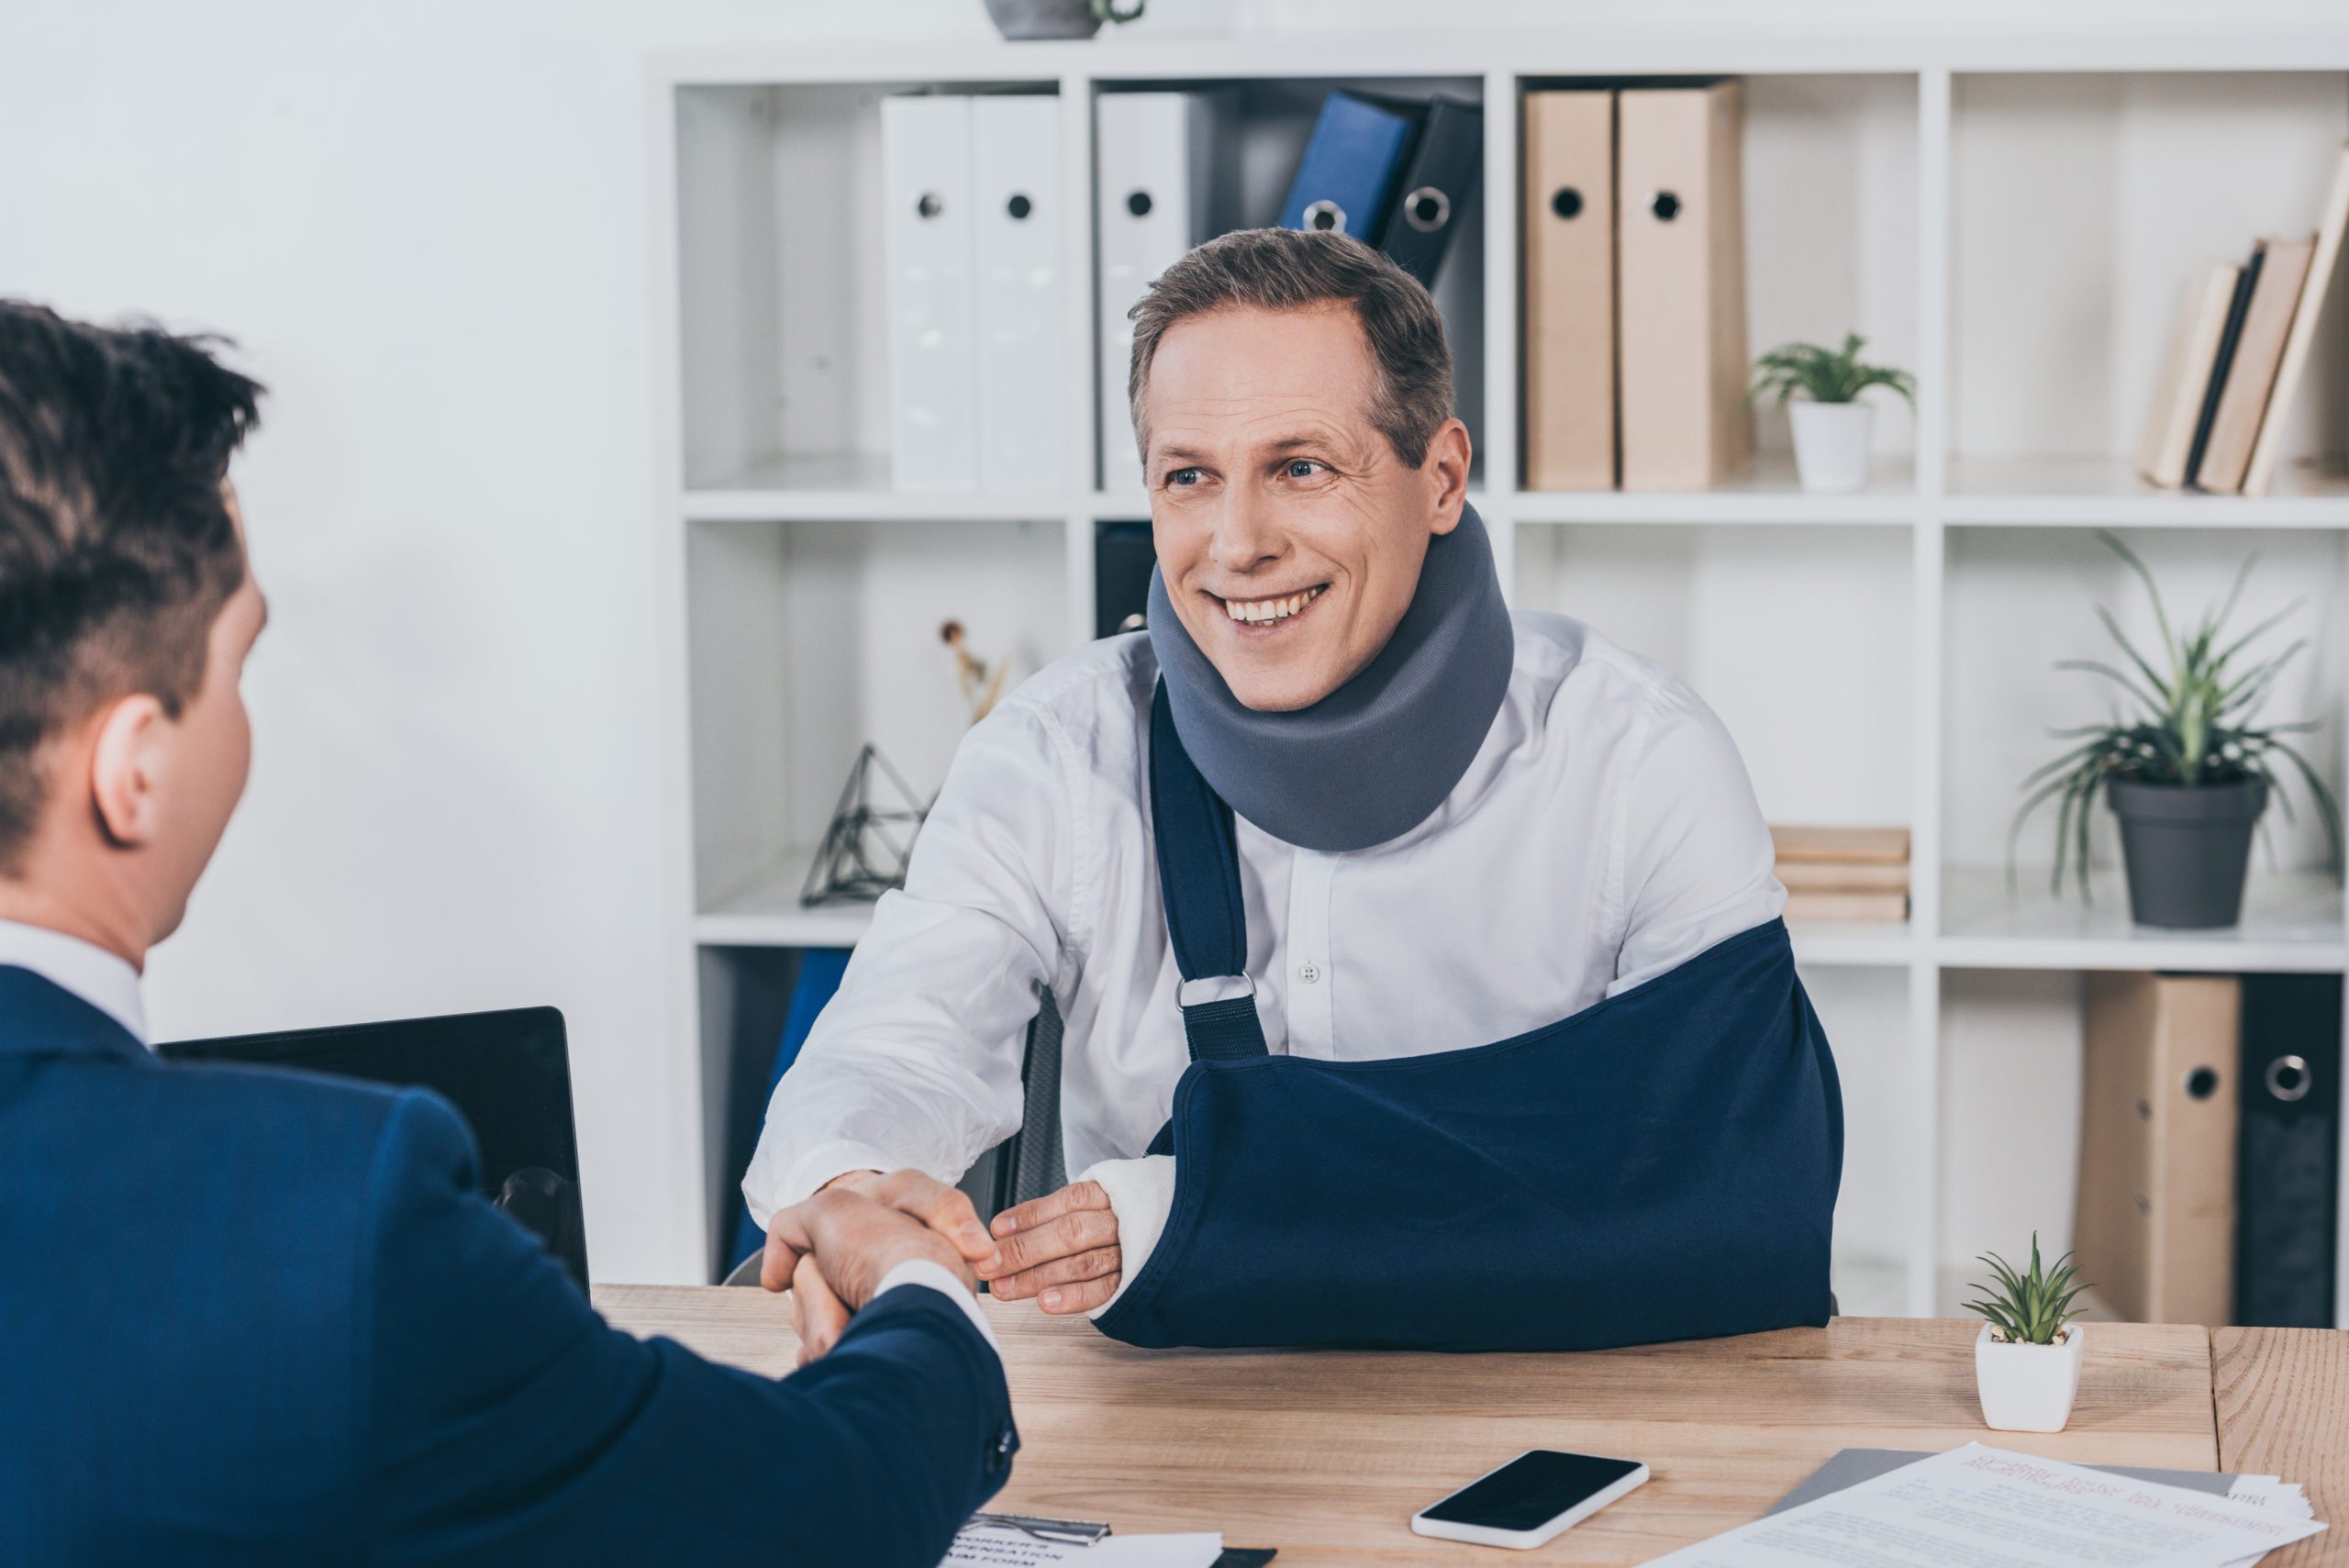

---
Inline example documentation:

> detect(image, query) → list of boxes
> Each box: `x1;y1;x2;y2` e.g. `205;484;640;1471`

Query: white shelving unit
649;28;2349;1317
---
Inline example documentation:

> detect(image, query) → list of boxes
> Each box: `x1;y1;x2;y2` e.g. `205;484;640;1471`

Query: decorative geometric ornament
799;744;931;906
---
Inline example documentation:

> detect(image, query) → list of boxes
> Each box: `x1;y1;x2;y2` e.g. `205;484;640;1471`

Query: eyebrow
1151;431;1341;467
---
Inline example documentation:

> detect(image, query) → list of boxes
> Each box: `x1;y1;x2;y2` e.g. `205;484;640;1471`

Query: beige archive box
2075;972;2240;1327
1616;79;1753;491
1521;89;1618;490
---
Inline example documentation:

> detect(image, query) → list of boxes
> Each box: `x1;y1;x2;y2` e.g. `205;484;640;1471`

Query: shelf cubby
674;79;1064;496
684;516;1067;926
1946;70;2349;504
1940;525;2349;920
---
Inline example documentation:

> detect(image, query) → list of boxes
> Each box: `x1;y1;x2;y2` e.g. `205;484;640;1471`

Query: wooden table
598;1285;2339;1565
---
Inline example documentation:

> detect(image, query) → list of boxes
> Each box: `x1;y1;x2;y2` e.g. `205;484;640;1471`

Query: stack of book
1770;825;1909;923
2134;143;2349;496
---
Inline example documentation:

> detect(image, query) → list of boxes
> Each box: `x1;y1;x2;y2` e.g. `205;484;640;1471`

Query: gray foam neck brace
1145;503;1515;854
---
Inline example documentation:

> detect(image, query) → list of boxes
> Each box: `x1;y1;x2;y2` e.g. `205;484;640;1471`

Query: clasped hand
764;1170;1120;1360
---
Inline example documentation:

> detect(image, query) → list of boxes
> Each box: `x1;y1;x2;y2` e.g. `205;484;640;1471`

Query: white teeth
1224;585;1324;625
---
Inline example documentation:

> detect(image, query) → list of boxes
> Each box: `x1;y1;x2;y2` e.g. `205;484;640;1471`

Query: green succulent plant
2011;530;2342;899
1746;331;1915;408
1964;1234;2087;1346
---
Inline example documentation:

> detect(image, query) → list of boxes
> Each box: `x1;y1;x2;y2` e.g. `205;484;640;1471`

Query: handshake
762;1170;1121;1362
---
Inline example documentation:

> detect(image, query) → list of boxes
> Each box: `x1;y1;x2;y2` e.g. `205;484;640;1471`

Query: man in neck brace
746;228;1827;1346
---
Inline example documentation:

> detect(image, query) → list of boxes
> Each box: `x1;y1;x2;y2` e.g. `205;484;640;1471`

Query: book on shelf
1769;825;1909;865
2135;257;2243;490
1776;859;1909;894
2243;141;2349;496
2196;235;2314;495
2180;243;2261;488
2133;141;2349;497
1781;889;1908;923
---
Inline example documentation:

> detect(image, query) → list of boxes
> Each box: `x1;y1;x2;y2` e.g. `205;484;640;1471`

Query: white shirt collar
0;918;148;1045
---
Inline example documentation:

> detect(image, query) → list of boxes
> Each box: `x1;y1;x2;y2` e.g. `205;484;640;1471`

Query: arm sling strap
1091;679;1844;1351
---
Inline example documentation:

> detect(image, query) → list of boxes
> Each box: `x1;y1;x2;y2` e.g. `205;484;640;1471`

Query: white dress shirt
744;612;1787;1296
0;917;147;1044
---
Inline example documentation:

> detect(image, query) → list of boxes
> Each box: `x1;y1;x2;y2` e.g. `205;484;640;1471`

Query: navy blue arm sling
1091;679;1845;1352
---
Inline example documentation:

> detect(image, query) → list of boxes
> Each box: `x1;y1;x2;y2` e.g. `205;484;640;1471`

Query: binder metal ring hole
1551;186;1583;220
1404;186;1450;233
1007;193;1033;220
1126;189;1152;217
2185;1066;2221;1101
1651;190;1682;221
2267;1053;2311;1103
917;192;944;220
1302;198;1346;234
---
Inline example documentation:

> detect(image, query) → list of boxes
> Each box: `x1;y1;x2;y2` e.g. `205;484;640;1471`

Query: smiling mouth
1214;584;1330;627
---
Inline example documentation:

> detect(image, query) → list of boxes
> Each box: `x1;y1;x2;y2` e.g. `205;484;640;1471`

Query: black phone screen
1421;1451;1642;1530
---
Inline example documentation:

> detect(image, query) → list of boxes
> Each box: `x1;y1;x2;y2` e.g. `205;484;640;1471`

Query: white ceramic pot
1789;401;1875;494
1974;1322;2085;1433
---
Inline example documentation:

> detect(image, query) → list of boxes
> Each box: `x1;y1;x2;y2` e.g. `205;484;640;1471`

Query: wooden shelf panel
695;845;877;949
1945;455;2349;529
1938;865;2346;972
1513;451;1918;526
686;452;1075;522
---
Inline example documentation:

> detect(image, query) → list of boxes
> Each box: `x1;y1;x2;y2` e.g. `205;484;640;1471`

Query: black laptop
159;1006;589;1288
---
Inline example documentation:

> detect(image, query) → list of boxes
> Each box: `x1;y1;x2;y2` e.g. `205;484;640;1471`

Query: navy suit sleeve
359;1090;1015;1568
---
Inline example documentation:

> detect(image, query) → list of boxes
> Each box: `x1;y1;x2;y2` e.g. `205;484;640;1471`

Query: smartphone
1410;1450;1650;1550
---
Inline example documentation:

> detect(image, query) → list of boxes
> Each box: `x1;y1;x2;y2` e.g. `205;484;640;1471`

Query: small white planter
1975;1322;2085;1433
1789;400;1875;494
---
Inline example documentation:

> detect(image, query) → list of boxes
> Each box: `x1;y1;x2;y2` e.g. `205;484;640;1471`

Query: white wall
0;0;996;1283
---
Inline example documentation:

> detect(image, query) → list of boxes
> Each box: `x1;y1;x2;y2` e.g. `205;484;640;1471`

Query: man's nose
1208;485;1283;573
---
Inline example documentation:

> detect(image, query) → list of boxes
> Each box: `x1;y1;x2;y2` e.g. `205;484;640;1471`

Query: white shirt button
1297;962;1322;984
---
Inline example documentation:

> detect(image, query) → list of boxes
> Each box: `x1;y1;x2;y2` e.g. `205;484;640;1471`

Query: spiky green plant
1964;1234;2087;1346
2012;531;2342;899
1746;332;1915;409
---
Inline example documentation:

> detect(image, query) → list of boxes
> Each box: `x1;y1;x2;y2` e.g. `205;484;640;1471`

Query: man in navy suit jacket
0;303;1017;1565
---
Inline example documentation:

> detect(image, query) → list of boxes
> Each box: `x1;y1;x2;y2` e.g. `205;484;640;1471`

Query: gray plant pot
982;0;1102;39
2107;774;2267;929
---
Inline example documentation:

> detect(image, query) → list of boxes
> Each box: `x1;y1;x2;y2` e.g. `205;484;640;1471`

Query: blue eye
1285;460;1321;479
1168;467;1203;487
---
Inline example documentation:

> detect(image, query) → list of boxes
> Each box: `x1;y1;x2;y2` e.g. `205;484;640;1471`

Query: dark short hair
0;303;262;870
1127;228;1454;469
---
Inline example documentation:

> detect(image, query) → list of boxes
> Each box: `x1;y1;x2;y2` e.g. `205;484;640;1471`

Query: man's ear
87;693;172;849
1423;417;1473;535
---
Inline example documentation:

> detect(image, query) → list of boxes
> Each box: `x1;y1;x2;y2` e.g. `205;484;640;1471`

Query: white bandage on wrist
1074;1154;1177;1320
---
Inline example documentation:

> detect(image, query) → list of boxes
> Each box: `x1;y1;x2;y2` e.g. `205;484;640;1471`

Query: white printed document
942;1524;1223;1566
1645;1443;2324;1568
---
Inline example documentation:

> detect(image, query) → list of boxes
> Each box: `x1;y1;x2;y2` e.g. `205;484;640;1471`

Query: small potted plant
983;0;1143;40
2013;532;2341;929
1746;331;1914;494
1965;1235;2088;1434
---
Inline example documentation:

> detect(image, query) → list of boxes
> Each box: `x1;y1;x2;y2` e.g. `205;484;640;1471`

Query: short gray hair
1127;228;1454;470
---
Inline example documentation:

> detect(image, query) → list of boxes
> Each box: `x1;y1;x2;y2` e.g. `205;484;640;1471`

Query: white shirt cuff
1077;1154;1177;1320
744;1140;905;1230
872;1258;1000;1355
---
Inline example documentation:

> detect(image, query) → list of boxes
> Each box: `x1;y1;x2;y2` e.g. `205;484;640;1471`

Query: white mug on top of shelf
1789;400;1874;494
1974;1321;2085;1433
